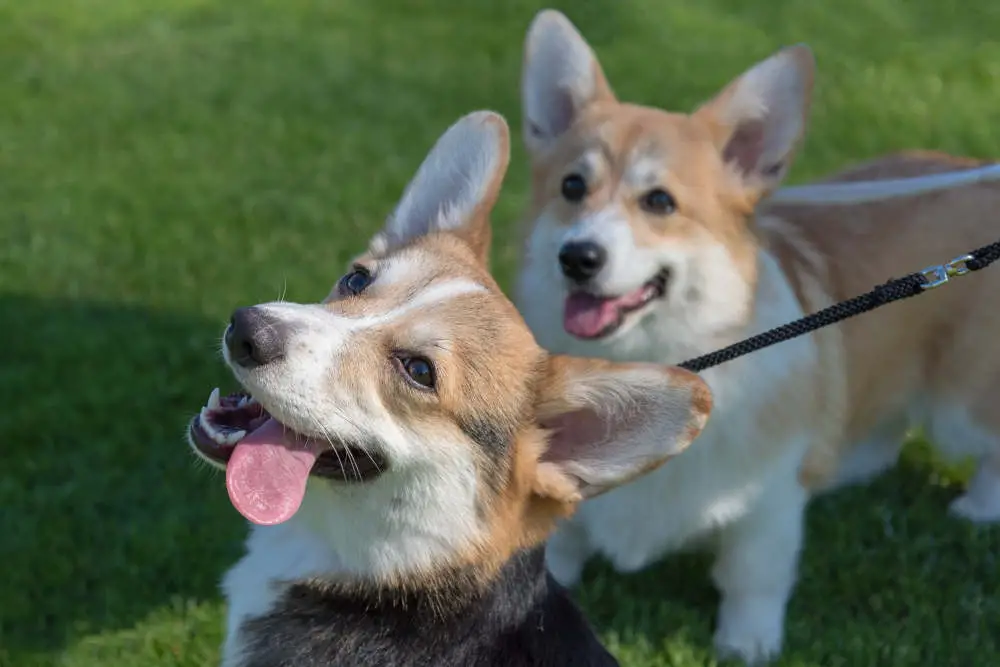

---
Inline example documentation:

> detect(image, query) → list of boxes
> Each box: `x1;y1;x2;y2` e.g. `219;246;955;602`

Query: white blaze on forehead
348;251;489;330
255;278;488;336
624;154;664;189
568;146;663;194
375;252;426;287
346;278;488;331
573;149;603;181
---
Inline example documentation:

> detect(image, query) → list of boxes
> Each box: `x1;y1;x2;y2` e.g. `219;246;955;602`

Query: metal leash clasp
919;254;975;290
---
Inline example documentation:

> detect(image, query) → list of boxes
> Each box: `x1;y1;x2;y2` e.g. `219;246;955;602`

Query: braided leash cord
678;239;1000;373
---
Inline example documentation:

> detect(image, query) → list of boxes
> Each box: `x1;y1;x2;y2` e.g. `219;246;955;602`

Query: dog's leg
950;448;1000;523
814;415;907;495
710;476;807;665
926;404;1000;523
545;517;592;587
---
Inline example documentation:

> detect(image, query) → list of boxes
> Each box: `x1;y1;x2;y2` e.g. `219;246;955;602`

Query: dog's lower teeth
199;406;222;441
205;421;233;446
197;390;257;447
207;387;221;411
224;429;247;445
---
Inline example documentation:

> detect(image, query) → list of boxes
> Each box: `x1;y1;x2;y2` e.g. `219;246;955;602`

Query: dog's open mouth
189;389;386;526
563;269;669;340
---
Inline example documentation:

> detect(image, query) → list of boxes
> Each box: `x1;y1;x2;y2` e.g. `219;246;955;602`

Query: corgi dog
514;9;1000;664
186;111;712;667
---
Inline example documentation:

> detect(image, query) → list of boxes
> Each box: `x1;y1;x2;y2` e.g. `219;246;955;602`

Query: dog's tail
769;163;1000;205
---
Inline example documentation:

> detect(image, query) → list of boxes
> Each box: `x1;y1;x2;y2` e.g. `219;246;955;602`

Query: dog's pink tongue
225;418;327;526
564;292;628;338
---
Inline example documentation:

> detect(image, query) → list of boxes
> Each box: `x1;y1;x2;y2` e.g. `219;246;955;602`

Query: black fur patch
458;416;512;459
236;547;617;667
457;415;514;496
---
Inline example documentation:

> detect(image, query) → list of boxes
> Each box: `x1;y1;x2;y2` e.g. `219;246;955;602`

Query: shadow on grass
0;294;243;656
574;456;1000;665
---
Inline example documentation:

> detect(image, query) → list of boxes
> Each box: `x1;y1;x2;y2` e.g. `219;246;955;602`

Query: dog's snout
226;307;287;368
558;241;607;283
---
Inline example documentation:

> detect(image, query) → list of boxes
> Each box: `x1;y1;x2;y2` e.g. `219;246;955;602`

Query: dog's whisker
307;414;350;475
343;445;362;482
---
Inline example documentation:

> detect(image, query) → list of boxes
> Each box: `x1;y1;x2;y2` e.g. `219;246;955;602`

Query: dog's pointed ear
532;355;712;503
521;10;615;155
694;45;815;200
372;111;510;265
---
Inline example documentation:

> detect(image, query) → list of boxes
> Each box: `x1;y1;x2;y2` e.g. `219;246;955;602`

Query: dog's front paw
949;463;1000;524
713;593;785;665
949;492;1000;523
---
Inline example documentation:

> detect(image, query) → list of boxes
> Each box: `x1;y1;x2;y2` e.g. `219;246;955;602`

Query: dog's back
764;152;1000;499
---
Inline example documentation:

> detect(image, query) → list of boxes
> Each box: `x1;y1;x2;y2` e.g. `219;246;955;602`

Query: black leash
678;239;1000;373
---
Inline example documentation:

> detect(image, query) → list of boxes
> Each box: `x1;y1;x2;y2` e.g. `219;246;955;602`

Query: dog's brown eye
640;188;676;215
339;267;372;296
561;173;587;203
396;356;435;389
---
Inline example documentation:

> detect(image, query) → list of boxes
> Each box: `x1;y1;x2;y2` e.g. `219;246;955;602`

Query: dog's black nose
225;307;287;368
558;241;607;283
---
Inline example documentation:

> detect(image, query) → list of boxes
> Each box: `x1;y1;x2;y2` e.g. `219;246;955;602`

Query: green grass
2;0;999;665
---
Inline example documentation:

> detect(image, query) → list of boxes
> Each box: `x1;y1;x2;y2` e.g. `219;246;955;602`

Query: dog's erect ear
521;10;615;155
532;355;712;502
373;111;510;264
694;45;815;199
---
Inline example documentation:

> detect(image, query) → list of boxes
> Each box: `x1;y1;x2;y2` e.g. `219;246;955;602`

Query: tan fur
335;238;716;590
273;110;713;593
210;109;716;666
521;39;1000;490
419;348;710;592
514;13;1000;663
764;153;1000;485
526;102;761;286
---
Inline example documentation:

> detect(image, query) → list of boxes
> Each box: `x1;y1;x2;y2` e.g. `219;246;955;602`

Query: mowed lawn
3;0;1000;665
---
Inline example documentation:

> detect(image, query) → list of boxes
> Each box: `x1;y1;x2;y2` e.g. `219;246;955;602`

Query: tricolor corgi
514;9;1000;664
187;111;712;667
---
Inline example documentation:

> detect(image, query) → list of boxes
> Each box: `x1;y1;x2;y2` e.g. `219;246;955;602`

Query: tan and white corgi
186;111;712;667
514;10;1000;664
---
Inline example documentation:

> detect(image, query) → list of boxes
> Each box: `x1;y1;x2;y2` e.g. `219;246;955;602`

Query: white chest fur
568;343;813;572
218;458;482;666
219;518;336;667
519;248;818;575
